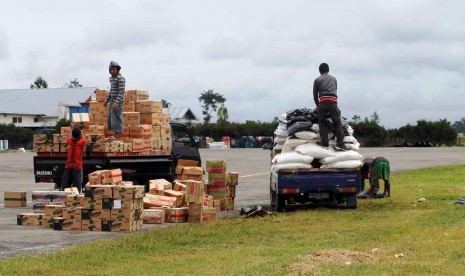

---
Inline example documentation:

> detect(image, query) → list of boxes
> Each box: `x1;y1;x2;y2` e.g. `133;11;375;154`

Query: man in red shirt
61;127;87;193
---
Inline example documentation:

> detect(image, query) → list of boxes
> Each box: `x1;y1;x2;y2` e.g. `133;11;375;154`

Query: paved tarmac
1;147;465;258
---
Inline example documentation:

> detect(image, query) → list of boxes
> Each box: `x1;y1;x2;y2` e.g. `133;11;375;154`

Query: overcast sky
1;0;464;128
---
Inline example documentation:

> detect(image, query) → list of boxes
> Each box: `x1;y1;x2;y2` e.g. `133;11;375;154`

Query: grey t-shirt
313;73;337;105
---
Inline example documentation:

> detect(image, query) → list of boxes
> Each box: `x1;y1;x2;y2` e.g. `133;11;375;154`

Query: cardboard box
120;198;144;210
62;207;83;220
100;169;122;184
44;205;65;218
135;100;163;113
173;181;186;192
122;112;140;126
188;203;203;223
206;160;227;173
160;124;171;139
177;174;203;181
177;159;199;167
208;173;227;186
89;113;106;125
185;180;204;203
152;125;161;138
33;143;51;152
227;172;239;186
66;194;83;207
17;213;43;226
202;206;217;221
89;101;106;114
81;209;111;220
113;185;145;199
128;125;152;139
87;125;105;135
52;134;67;144
177;166;204;176
131;139;145;152
81;219;101;231
163;190;184;207
42;216;54;229
80;197;114;209
72;113;90;128
4;192;26;207
207;186;229;198
111;208;143;221
125;90;149;101
143;195;176;208
143;209;165;224
104;219;142;232
53;218;81;231
95;89;109;102
123;101;135;112
88;170;102;185
84;185;113;199
149;179;173;190
165;207;188;223
61;127;72;136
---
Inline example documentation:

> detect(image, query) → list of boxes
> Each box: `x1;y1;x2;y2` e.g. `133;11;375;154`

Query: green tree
64;78;83;88
0;123;34;149
55;118;71;133
453;117;465;133
161;99;171;108
198;89;226;123
216;104;229;125
351;112;387;147
30;76;48;89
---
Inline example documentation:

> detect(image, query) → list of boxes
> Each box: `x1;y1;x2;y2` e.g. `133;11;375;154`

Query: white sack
294;143;336;159
271;163;312;173
273;144;283;150
345;142;360;151
320;150;363;164
274;122;288;138
272;152;314;164
281;144;294;153
311;124;319;133
284;138;308;149
343;135;358;144
320;160;362;169
295;131;318;140
346;125;354;136
274;137;287;145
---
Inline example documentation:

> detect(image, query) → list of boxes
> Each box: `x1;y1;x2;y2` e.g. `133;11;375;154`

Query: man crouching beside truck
361;157;391;198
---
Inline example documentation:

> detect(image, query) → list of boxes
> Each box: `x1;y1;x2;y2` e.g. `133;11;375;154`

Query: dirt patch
286;248;376;275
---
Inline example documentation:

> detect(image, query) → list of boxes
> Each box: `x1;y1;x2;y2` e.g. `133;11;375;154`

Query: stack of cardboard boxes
32;89;172;157
205;160;239;211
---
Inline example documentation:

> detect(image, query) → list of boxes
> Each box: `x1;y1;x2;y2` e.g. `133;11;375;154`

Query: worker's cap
109;61;121;70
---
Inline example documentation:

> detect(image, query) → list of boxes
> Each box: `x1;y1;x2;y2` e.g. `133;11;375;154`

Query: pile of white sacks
271;122;363;173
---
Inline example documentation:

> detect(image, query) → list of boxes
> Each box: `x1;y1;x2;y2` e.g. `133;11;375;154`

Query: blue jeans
317;101;345;147
61;168;83;193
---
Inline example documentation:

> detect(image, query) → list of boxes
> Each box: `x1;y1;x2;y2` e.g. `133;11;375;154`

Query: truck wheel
274;193;285;212
345;194;357;209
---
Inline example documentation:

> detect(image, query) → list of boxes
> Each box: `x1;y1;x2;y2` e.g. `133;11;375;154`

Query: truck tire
274;193;285;212
345;193;357;209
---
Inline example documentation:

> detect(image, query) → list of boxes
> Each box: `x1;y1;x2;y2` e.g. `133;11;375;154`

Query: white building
0;87;96;128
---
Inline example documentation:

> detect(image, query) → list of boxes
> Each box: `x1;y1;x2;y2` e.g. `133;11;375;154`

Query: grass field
2;165;465;275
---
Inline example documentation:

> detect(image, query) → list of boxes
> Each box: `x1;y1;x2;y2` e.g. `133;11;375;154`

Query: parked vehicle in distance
208;141;227;149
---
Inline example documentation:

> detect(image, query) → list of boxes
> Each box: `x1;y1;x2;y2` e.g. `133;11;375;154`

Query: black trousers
317;101;345;147
61;168;83;193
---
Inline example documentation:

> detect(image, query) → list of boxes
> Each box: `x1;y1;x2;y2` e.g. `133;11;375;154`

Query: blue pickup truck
270;168;361;211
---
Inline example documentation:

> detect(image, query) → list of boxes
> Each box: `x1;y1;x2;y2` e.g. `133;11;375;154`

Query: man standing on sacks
313;63;347;151
104;61;125;141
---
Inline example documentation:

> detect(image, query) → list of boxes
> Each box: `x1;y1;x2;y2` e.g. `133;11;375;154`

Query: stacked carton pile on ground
205;160;238;211
17;169;145;232
33;89;172;157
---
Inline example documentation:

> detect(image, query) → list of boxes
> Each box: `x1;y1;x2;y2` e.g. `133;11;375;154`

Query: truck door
171;123;201;164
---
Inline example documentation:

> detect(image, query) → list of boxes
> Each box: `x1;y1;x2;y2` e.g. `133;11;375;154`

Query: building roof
0;87;97;117
164;107;200;122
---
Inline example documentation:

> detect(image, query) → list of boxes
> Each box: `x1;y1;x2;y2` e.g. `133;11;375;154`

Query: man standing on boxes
61;128;87;193
104;61;125;141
